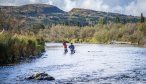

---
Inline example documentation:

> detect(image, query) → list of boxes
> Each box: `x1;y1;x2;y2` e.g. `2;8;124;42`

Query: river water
1;43;146;84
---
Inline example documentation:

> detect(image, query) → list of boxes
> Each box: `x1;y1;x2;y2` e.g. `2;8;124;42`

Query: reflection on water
1;43;146;84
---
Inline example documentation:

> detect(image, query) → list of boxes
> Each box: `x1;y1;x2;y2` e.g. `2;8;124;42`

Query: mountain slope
0;4;64;16
0;4;140;27
69;8;139;22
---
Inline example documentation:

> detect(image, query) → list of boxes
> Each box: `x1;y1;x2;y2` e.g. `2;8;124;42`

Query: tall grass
0;32;44;64
38;22;146;45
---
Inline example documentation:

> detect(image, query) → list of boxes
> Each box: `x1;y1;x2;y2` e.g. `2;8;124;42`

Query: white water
1;43;146;84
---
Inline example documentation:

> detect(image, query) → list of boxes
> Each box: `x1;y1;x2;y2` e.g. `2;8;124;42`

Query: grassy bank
38;21;146;45
0;32;45;65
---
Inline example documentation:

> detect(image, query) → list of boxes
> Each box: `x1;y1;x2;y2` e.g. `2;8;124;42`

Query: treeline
0;10;45;65
38;21;146;45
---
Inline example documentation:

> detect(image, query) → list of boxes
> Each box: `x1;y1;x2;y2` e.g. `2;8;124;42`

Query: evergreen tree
115;16;120;23
122;19;127;24
141;13;145;23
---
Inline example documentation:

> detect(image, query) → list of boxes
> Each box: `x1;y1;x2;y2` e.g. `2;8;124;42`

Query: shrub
0;32;44;64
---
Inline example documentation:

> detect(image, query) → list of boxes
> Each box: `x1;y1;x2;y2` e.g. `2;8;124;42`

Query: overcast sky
0;0;145;16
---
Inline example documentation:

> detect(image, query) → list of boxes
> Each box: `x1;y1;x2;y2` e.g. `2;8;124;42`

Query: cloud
124;0;146;16
0;0;145;16
30;0;36;3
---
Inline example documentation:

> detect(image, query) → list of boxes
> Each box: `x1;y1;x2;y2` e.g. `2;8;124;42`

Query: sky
0;0;145;16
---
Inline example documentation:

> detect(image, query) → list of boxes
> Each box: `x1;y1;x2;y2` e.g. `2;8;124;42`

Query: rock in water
27;72;55;81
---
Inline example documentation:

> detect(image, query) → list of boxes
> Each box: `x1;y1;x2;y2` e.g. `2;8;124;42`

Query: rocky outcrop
26;72;55;81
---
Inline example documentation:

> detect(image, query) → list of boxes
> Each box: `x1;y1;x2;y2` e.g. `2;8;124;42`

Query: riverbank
0;32;45;65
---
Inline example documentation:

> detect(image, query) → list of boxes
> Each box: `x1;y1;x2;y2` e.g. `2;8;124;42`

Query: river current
1;43;146;84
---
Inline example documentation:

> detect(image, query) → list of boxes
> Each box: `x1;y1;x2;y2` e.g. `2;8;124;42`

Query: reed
0;32;44;64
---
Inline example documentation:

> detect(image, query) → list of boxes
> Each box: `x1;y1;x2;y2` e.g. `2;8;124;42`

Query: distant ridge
0;4;140;27
69;8;138;18
0;4;64;16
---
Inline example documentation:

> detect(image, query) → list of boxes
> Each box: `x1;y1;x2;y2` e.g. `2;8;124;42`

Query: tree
0;9;24;32
141;13;145;23
98;17;105;25
80;27;95;41
115;16;120;23
0;9;9;30
31;23;45;33
122;19;127;24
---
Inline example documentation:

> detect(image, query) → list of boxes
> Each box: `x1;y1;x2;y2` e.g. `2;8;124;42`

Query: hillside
0;4;64;16
0;4;140;27
69;8;140;23
69;8;137;19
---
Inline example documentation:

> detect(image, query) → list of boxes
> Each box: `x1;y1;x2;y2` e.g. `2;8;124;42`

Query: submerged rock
27;72;55;81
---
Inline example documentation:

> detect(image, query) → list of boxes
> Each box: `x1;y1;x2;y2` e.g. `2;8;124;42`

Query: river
1;43;146;84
